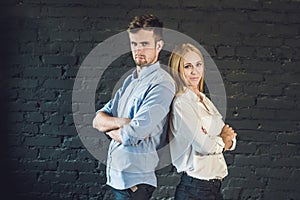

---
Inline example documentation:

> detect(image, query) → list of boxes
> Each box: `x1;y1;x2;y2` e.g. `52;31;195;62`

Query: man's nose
134;44;145;51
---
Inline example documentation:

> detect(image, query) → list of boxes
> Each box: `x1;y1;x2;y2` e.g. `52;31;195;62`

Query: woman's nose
190;66;197;74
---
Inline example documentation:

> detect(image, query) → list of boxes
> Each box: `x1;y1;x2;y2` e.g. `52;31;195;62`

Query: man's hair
128;14;163;41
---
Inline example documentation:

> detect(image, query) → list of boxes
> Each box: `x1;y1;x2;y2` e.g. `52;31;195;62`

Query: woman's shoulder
173;90;194;105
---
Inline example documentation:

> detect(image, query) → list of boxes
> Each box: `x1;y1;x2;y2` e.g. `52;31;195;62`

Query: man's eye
131;42;137;46
141;42;148;47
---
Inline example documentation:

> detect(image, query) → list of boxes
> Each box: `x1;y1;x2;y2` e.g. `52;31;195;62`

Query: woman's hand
220;124;237;151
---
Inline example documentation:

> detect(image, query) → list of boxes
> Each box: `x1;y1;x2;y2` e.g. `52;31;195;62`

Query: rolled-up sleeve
172;99;224;155
120;81;175;146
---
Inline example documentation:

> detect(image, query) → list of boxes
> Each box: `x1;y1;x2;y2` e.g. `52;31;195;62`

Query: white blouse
169;88;236;180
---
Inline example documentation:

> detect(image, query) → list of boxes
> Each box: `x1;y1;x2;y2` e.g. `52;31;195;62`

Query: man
93;14;175;200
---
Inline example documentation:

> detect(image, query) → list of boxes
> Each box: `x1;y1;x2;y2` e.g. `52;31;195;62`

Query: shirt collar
184;87;207;102
132;61;160;80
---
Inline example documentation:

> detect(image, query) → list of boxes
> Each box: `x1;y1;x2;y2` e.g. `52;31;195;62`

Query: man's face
129;29;162;67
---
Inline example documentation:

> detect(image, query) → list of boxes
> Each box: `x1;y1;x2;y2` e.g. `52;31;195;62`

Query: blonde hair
168;43;205;94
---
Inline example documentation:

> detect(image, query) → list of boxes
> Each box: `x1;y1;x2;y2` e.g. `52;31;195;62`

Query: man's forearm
93;111;131;132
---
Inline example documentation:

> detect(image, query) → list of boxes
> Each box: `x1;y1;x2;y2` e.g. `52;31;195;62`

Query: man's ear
156;40;164;52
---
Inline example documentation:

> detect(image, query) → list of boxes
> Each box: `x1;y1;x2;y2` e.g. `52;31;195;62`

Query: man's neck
136;61;157;76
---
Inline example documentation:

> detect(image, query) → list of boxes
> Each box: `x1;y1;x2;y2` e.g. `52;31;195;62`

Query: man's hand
92;111;131;132
106;128;122;144
220;124;237;151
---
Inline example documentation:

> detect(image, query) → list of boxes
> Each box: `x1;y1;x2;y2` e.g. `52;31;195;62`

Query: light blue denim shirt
99;61;175;190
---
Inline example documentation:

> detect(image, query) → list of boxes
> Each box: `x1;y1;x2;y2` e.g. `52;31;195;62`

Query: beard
134;54;157;67
134;57;147;66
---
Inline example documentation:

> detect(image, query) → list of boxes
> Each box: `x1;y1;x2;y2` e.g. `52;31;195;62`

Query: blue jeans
110;184;155;200
175;173;224;200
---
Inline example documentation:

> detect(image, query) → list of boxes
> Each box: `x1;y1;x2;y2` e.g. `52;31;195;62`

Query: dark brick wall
3;0;300;199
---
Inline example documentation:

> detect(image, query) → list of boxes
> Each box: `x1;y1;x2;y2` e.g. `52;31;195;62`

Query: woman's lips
190;77;199;81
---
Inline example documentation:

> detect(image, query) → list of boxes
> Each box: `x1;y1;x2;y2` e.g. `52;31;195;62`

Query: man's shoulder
152;67;174;84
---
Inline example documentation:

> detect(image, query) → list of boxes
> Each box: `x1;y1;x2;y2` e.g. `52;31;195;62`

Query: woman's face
182;51;203;89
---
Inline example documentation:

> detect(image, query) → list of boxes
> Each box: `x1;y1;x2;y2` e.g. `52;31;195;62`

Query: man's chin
135;61;148;67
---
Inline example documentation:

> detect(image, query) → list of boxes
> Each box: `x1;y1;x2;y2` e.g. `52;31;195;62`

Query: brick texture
3;0;300;199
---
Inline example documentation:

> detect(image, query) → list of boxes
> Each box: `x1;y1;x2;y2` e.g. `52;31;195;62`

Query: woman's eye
196;63;202;68
184;64;192;69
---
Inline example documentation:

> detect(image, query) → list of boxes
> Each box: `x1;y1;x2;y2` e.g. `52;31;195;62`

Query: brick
44;113;64;125
235;46;255;57
24;136;61;147
58;172;78;183
269;144;299;156
58;160;95;172
272;157;300;167
8;55;41;65
40;102;59;112
9;112;24;122
255;168;294;179
227;96;255;108
41;171;78;183
243;36;283;47
236;129;277;143
262;0;300;11
250;109;277;120
77;149;95;161
268;178;298;190
277;132;300;144
234;155;273;167
33;182;51;193
240;188;264;200
25;112;43;122
10;147;38;159
228;166;253;178
282;61;300;73
20;42;60;54
39;148;77;160
249;11;287;23
242;60;282;73
256;97;295;109
244;84;283;96
23;67;62;78
229;119;261;130
226;72;263;83
222;187;241;200
78;172;106;183
43;79;74;89
10;78;39;89
42;55;77;65
63;136;83;148
234;142;257;154
221;0;261;9
263;190;291;200
258;120;297;132
39;124;59;135
284;84;300;97
217;46;235;57
287;13;300;23
21;160;57;171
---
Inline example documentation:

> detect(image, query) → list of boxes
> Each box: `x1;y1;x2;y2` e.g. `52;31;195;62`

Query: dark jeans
110;184;155;200
175;173;223;200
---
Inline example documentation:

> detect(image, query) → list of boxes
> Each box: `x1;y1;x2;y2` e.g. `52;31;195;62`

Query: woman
168;43;237;200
